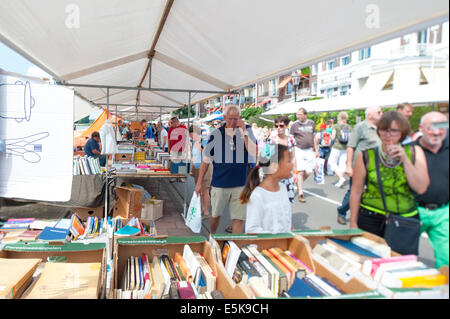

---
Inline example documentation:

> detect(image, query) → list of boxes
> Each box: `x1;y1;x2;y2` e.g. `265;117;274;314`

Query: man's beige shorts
211;186;246;221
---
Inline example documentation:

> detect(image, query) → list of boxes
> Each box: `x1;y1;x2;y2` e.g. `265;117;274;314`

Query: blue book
329;238;381;258
138;258;144;289
287;277;322;298
114;225;141;237
38;227;70;242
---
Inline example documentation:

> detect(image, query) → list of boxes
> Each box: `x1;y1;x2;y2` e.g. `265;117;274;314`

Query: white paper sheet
0;71;74;201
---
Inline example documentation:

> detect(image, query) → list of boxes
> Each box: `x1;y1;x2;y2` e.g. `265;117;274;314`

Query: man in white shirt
157;121;168;152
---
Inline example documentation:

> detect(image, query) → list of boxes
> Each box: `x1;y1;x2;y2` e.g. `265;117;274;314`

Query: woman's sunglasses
274;124;285;128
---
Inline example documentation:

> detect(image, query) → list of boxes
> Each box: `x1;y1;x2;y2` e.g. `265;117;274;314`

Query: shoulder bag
373;147;421;256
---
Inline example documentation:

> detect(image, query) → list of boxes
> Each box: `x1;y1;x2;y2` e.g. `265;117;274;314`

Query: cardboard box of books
114;153;133;162
112;236;239;299
72;205;105;222
113;186;143;219
0;242;107;299
141;198;163;221
113;218;158;240
292;228;406;296
210;233;317;299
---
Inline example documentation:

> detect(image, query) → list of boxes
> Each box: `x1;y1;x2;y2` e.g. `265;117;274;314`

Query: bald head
365;106;383;124
420;112;448;148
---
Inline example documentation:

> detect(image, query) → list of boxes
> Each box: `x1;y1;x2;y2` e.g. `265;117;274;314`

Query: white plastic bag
314;158;325;184
185;192;202;233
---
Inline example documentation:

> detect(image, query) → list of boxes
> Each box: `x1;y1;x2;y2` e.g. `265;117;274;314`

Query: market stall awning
263;81;450;115
0;0;447;120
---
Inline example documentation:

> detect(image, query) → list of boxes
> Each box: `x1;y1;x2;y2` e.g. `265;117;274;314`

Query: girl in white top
240;143;294;234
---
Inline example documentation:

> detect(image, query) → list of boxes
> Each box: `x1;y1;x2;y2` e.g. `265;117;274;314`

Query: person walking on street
196;105;258;234
337;106;383;225
290;107;319;203
414;112;449;268
268;116;298;203
349;111;429;255
329;111;351;188
315;121;333;176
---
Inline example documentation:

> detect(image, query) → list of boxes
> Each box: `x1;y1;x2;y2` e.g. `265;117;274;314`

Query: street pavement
170;172;436;268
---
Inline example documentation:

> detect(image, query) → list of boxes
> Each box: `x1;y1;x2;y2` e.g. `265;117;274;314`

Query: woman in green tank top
349;111;429;238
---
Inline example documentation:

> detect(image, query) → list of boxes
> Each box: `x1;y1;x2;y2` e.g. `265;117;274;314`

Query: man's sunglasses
274;124;285;128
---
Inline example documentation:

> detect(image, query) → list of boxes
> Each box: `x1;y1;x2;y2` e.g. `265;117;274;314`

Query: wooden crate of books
112;236;245;299
210;233;317;299
0;242;107;299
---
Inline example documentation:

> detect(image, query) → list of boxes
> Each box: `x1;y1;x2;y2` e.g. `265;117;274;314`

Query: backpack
320;131;332;147
338;125;350;145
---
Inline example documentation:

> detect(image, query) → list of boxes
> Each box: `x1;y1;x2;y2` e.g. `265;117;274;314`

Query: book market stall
0;0;449;302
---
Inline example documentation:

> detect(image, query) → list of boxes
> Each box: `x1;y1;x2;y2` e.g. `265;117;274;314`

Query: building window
312;83;318;95
417;29;428;44
311;64;318;75
327;60;335;70
270;79;278;96
341;85;349;96
341;56;350;66
359;47;372;60
286;82;293;95
327;88;333;98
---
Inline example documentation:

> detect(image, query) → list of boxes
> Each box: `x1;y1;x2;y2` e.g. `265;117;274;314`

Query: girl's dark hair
239;143;290;204
274;115;290;126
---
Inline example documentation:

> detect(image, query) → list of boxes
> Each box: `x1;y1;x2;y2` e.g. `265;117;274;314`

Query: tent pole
183;92;191;219
104;87;110;234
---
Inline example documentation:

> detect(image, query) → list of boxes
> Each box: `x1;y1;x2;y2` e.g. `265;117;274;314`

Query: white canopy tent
263;81;450;115
0;0;448;121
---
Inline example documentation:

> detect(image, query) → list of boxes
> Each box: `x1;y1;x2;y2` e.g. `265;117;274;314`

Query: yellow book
401;274;447;288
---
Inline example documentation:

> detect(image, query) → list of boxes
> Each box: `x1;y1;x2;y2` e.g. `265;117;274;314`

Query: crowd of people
188;103;449;269
83;103;448;269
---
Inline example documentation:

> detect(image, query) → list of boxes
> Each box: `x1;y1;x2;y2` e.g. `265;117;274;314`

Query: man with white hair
336;105;383;225
196;105;257;234
414;112;449;268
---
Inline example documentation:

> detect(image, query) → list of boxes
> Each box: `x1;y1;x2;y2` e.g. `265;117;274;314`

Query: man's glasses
274;124;285;128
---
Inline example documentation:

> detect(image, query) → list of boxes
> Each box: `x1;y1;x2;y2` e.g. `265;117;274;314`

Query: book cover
69;214;85;237
37;227;70;242
286;277;322;298
222;241;242;278
247;245;280;296
176;281;196;299
0;258;41;299
18;230;42;241
25;262;101;299
261;250;290;294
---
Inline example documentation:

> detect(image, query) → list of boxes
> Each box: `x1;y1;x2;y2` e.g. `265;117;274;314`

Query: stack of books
221;241;341;298
112;162;137;174
311;237;389;283
115;244;219;299
362;255;447;289
73;155;102;175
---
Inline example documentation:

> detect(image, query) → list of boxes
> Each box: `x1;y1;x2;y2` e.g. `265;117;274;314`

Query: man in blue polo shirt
84;131;106;166
195;105;257;234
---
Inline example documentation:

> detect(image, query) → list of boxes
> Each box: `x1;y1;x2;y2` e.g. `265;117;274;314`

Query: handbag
373;147;421;256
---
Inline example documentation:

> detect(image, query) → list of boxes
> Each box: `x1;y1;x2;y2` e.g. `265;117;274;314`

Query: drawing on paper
0;80;35;122
2;132;50;163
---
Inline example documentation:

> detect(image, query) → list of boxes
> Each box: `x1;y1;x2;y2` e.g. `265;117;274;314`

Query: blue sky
0;41;34;74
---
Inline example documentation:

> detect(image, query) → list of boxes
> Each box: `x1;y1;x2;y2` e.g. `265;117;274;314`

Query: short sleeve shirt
204;125;257;188
168;124;187;152
332;123;352;151
290;120;315;149
348;120;381;166
84;138;100;157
